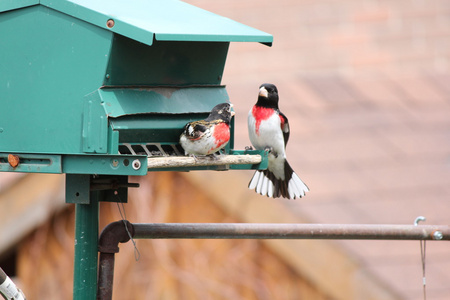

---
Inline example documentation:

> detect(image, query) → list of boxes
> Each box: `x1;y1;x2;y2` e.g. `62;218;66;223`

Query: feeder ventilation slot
119;143;183;157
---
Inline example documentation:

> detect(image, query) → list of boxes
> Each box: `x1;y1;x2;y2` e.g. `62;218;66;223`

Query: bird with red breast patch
248;83;309;199
180;102;235;156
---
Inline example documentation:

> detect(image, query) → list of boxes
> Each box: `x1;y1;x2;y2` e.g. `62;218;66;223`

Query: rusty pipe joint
98;220;134;253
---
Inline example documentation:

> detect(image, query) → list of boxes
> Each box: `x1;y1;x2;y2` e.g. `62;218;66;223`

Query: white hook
414;216;426;226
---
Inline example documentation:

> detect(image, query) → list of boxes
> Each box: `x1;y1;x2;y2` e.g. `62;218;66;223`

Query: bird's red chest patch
212;122;230;149
252;106;275;135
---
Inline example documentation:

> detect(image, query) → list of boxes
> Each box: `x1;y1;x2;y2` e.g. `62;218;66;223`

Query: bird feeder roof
1;0;273;46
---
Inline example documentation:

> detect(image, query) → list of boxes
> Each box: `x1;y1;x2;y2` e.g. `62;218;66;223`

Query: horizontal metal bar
132;223;450;241
62;155;148;176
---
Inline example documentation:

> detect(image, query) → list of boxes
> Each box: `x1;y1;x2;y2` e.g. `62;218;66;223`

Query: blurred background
1;0;450;299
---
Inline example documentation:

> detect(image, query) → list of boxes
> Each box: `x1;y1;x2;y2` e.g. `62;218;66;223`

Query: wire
116;201;141;261
420;239;426;300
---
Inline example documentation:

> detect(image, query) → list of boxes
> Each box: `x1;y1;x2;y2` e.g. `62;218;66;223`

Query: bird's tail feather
248;161;309;199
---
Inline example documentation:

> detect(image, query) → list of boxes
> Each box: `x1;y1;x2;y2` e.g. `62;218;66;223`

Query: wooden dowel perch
147;154;262;169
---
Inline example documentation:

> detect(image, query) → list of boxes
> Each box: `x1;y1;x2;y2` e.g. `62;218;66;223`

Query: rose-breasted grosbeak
180;103;234;156
248;83;309;199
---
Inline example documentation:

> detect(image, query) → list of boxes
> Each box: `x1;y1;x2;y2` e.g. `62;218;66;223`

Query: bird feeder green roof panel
40;0;273;46
0;0;38;12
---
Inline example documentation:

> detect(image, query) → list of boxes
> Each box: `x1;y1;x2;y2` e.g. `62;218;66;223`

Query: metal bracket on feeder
90;177;140;191
66;175;139;204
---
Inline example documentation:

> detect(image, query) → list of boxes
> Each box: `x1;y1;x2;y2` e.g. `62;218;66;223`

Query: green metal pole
73;191;99;300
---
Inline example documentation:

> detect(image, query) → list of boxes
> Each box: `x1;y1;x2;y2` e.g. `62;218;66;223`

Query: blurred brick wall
186;0;450;77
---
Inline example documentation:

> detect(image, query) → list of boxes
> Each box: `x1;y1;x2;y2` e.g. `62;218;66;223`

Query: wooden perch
147;154;262;169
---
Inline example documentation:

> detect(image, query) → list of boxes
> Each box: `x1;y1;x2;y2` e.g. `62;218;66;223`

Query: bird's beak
229;103;235;117
259;86;268;98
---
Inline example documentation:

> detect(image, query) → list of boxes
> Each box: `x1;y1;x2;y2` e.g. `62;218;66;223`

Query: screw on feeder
106;19;115;28
8;154;20;168
132;159;141;170
111;159;119;168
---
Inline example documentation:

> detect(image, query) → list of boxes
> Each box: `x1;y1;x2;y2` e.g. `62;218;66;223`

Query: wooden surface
0;173;65;255
147;154;261;169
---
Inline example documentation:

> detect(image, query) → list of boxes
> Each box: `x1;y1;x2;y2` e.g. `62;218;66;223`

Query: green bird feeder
0;0;272;299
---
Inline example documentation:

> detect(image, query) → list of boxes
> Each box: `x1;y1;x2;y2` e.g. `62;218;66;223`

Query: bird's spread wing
278;111;290;146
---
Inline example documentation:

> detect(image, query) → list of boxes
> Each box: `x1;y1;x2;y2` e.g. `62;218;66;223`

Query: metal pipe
97;220;134;300
97;253;115;300
95;221;448;300
132;223;450;241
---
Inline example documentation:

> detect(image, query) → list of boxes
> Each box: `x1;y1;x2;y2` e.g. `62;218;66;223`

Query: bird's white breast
248;109;286;159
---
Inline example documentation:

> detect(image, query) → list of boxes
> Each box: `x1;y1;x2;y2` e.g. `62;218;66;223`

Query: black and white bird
180;103;234;156
248;83;309;199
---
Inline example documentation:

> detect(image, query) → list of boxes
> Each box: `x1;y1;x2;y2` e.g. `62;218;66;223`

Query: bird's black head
256;83;279;109
206;102;235;124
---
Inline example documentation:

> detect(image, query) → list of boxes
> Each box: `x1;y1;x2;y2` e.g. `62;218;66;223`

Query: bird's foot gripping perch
189;154;199;163
188;152;220;163
207;153;221;160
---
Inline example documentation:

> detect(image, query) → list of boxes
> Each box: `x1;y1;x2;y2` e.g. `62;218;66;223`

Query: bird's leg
207;153;220;160
189;154;199;162
245;146;254;151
